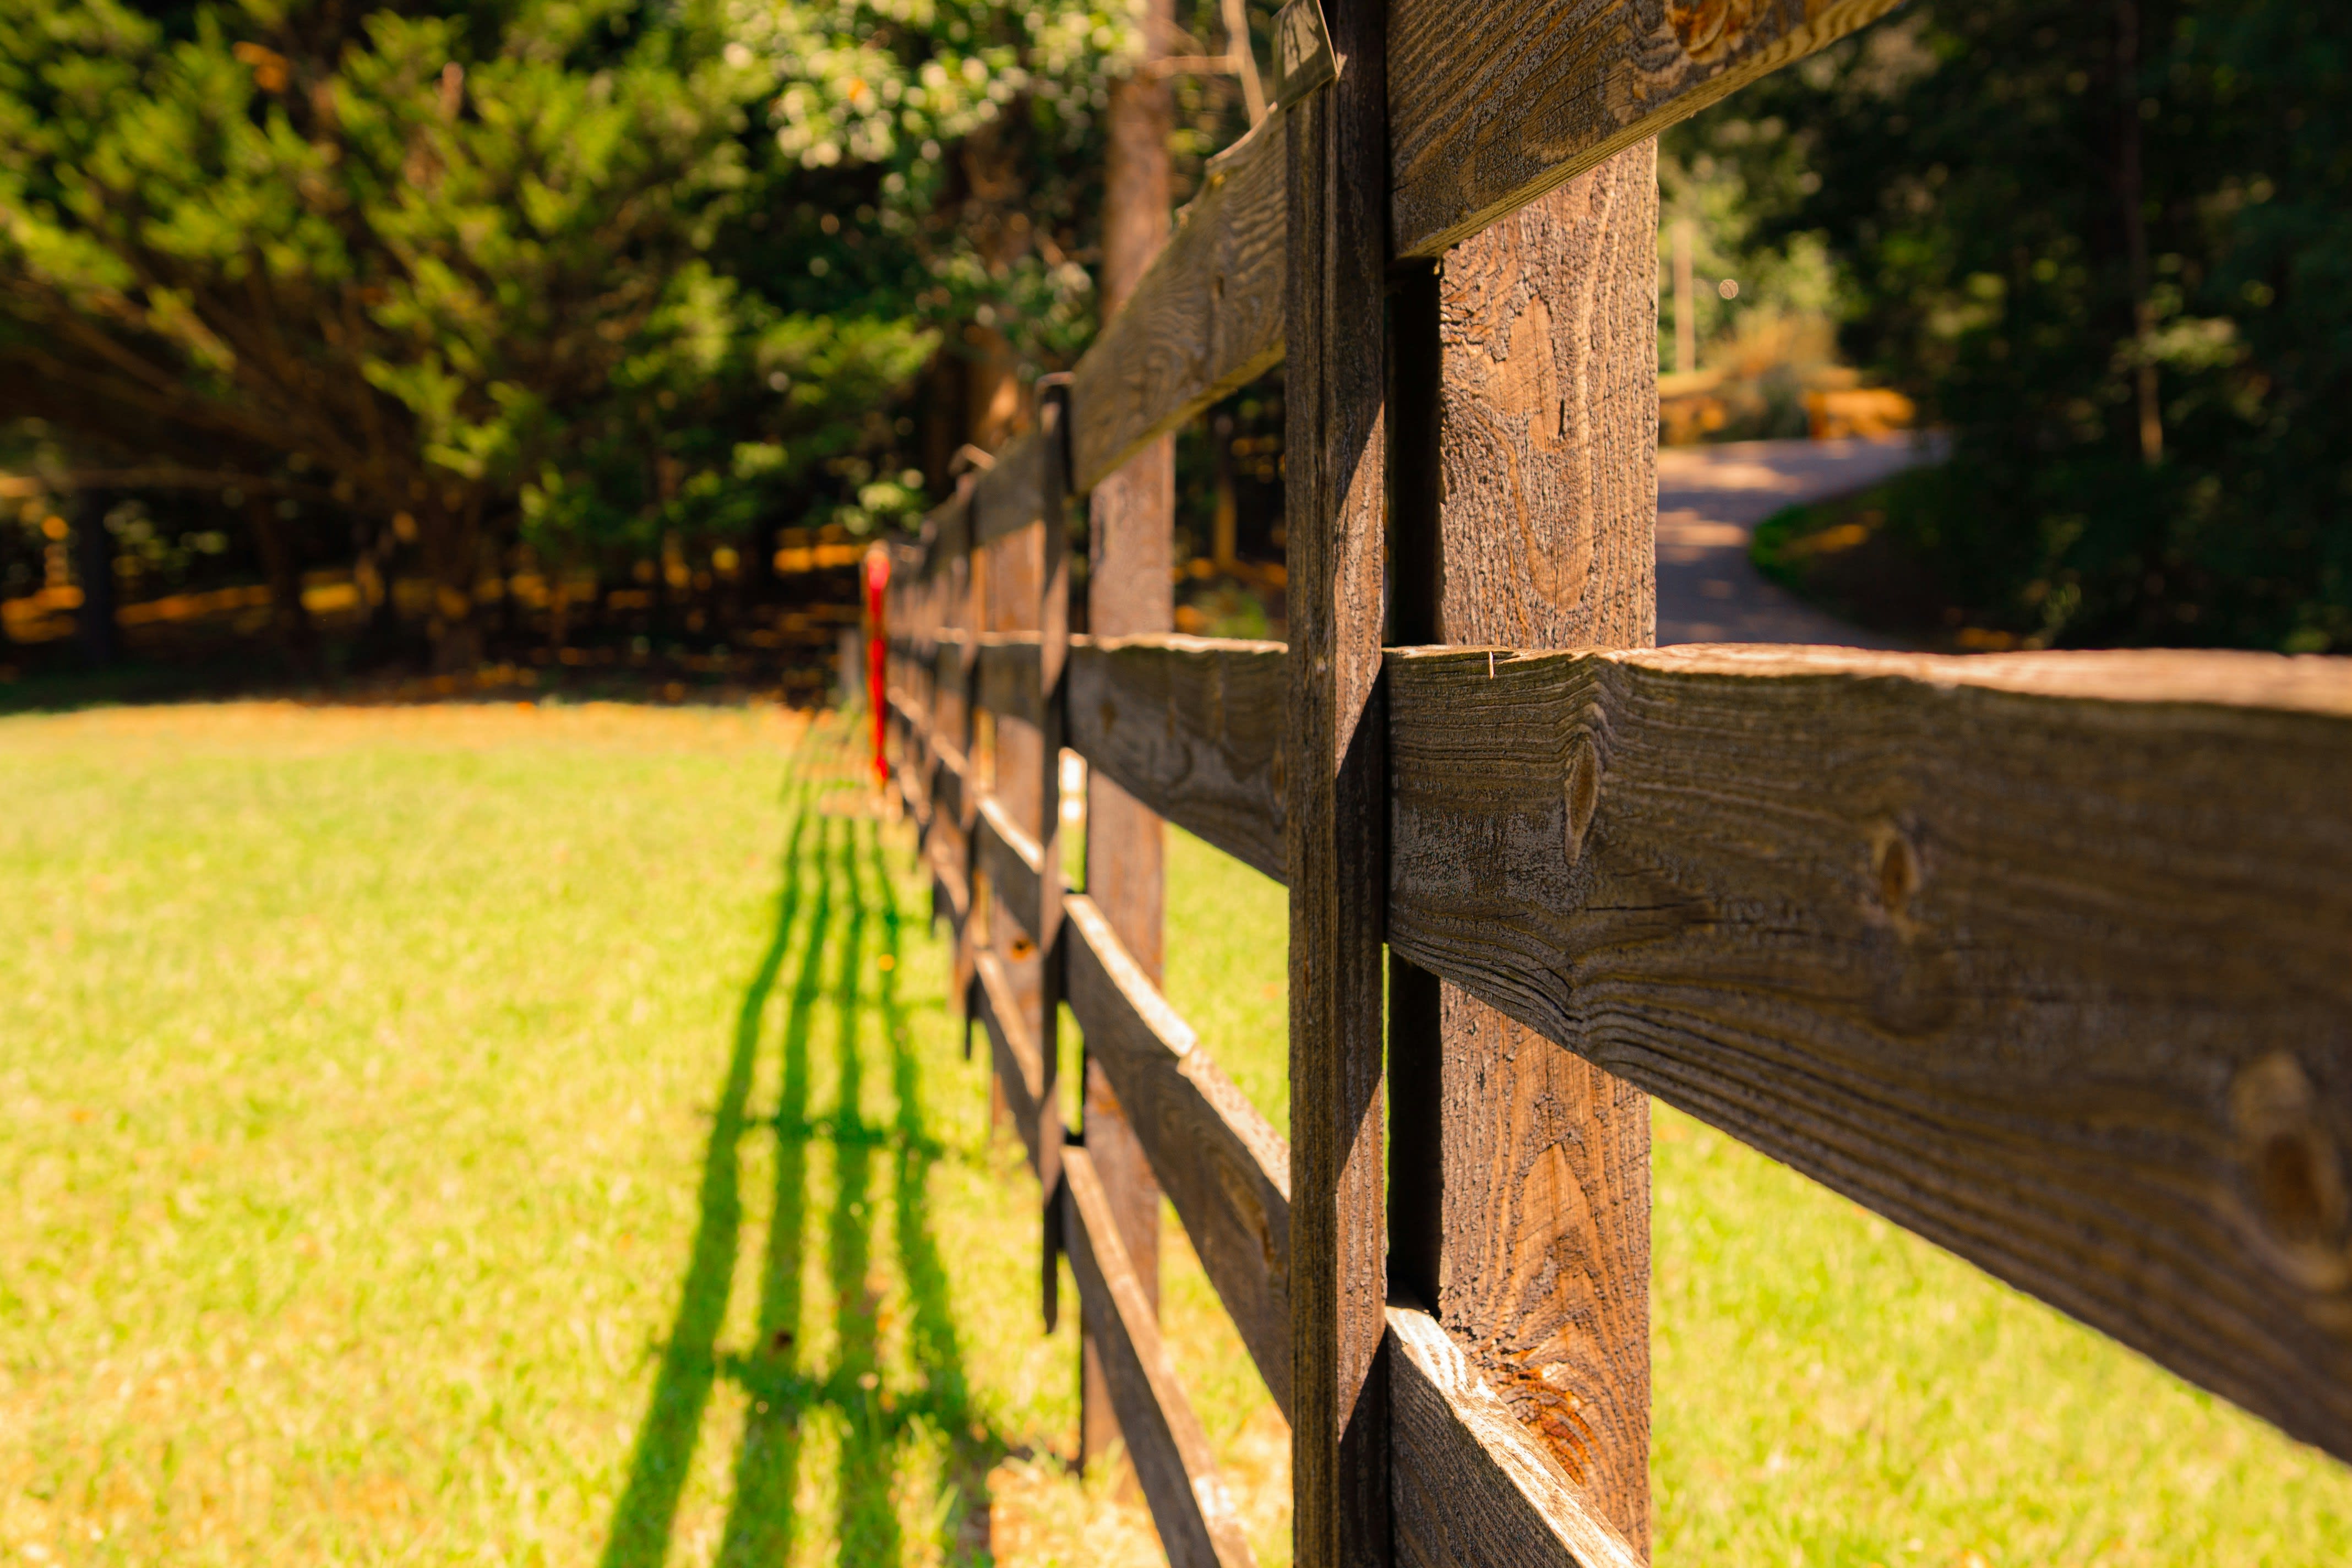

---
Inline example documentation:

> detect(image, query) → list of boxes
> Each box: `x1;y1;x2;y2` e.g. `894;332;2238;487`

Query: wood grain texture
929;821;970;930
1433;998;1649;1547
1385;642;2352;1462
1065;893;1296;1418
1068;634;1289;883
1435;144;1657;651
1387;1302;1642;1568
1284;4;1393;1559
1388;0;1906;258
975;635;1043;728
1082;443;1177;974
1033;386;1071;1333
922;489;972;572
937;652;974;785
976;946;1047;1173
1080;195;1176;1466
976;781;1045;949
929;738;972;840
1415;146;1656;1553
973;430;1052;545
1070;110;1289;492
1063;1148;1261;1568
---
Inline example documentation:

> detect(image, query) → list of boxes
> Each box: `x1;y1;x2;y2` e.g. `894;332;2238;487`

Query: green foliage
1716;3;2352;651
1659;113;1844;367
0;0;1141;661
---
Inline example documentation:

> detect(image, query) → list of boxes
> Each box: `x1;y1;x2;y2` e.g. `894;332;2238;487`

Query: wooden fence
878;3;2352;1564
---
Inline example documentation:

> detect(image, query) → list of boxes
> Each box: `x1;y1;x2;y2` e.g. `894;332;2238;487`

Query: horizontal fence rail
873;3;2352;1563
1066;636;1289;884
1385;642;2352;1459
1064;892;1295;1417
1069;113;1288;492
892;606;2352;1466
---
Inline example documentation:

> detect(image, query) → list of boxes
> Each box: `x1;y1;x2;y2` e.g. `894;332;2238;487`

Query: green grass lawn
3;702;2347;1566
0;704;1184;1567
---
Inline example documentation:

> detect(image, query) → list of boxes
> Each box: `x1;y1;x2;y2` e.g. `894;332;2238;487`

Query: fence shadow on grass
602;733;998;1568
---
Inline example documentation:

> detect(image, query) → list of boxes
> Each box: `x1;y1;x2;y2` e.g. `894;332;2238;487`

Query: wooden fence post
1390;144;1659;1558
1038;388;1070;1325
943;478;980;1065
1082;0;1177;1471
1284;0;1391;1561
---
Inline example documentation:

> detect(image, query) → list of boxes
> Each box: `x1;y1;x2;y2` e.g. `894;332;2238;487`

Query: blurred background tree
0;0;1156;674
16;0;2339;679
1696;1;2352;652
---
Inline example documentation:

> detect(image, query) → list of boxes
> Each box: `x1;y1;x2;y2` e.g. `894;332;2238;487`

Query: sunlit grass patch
0;705;1085;1566
10;700;2344;1567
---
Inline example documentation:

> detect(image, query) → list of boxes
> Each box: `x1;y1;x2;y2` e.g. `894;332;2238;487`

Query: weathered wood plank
1082;129;1179;1467
1388;0;1905;259
1068;634;1289;884
1386;642;2352;1462
1429;1004;1650;1543
976;634;1044;728
923;488;971;571
1395;145;1656;1550
974;946;1047;1172
929;740;971;839
1062;1148;1260;1568
975;790;1044;947
1064;893;1295;1418
1033;386;1072;1330
1070;110;1289;493
1387;1300;1642;1568
1430;147;1657;651
929;640;974;794
1285;3;1393;1559
973;431;1053;546
971;442;1048;1179
930;830;968;928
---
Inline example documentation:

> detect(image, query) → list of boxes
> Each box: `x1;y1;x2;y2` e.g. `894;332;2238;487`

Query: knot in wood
1563;734;1602;864
2230;1052;2352;1293
1667;0;1762;63
1872;825;1921;916
1561;701;1612;866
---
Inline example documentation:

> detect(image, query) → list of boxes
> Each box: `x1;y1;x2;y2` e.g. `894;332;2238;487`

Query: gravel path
1655;435;1949;647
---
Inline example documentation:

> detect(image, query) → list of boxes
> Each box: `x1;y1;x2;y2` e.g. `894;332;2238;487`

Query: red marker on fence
863;547;889;786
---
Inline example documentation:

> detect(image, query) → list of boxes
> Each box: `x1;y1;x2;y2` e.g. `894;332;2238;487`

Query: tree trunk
75;491;117;668
734;516;774;636
960;122;1035;450
419;497;484;673
497;538;522;645
352;513;402;662
548;570;571;659
922;352;970;500
2116;0;2161;465
1080;0;1176;1477
247;495;319;675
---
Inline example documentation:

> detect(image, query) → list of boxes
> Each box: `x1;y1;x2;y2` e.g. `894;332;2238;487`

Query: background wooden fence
879;3;2352;1563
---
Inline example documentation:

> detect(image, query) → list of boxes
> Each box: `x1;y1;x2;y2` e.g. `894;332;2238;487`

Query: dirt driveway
1656;435;1948;647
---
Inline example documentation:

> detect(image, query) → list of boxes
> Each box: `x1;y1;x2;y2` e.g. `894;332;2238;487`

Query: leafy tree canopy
0;0;1140;664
